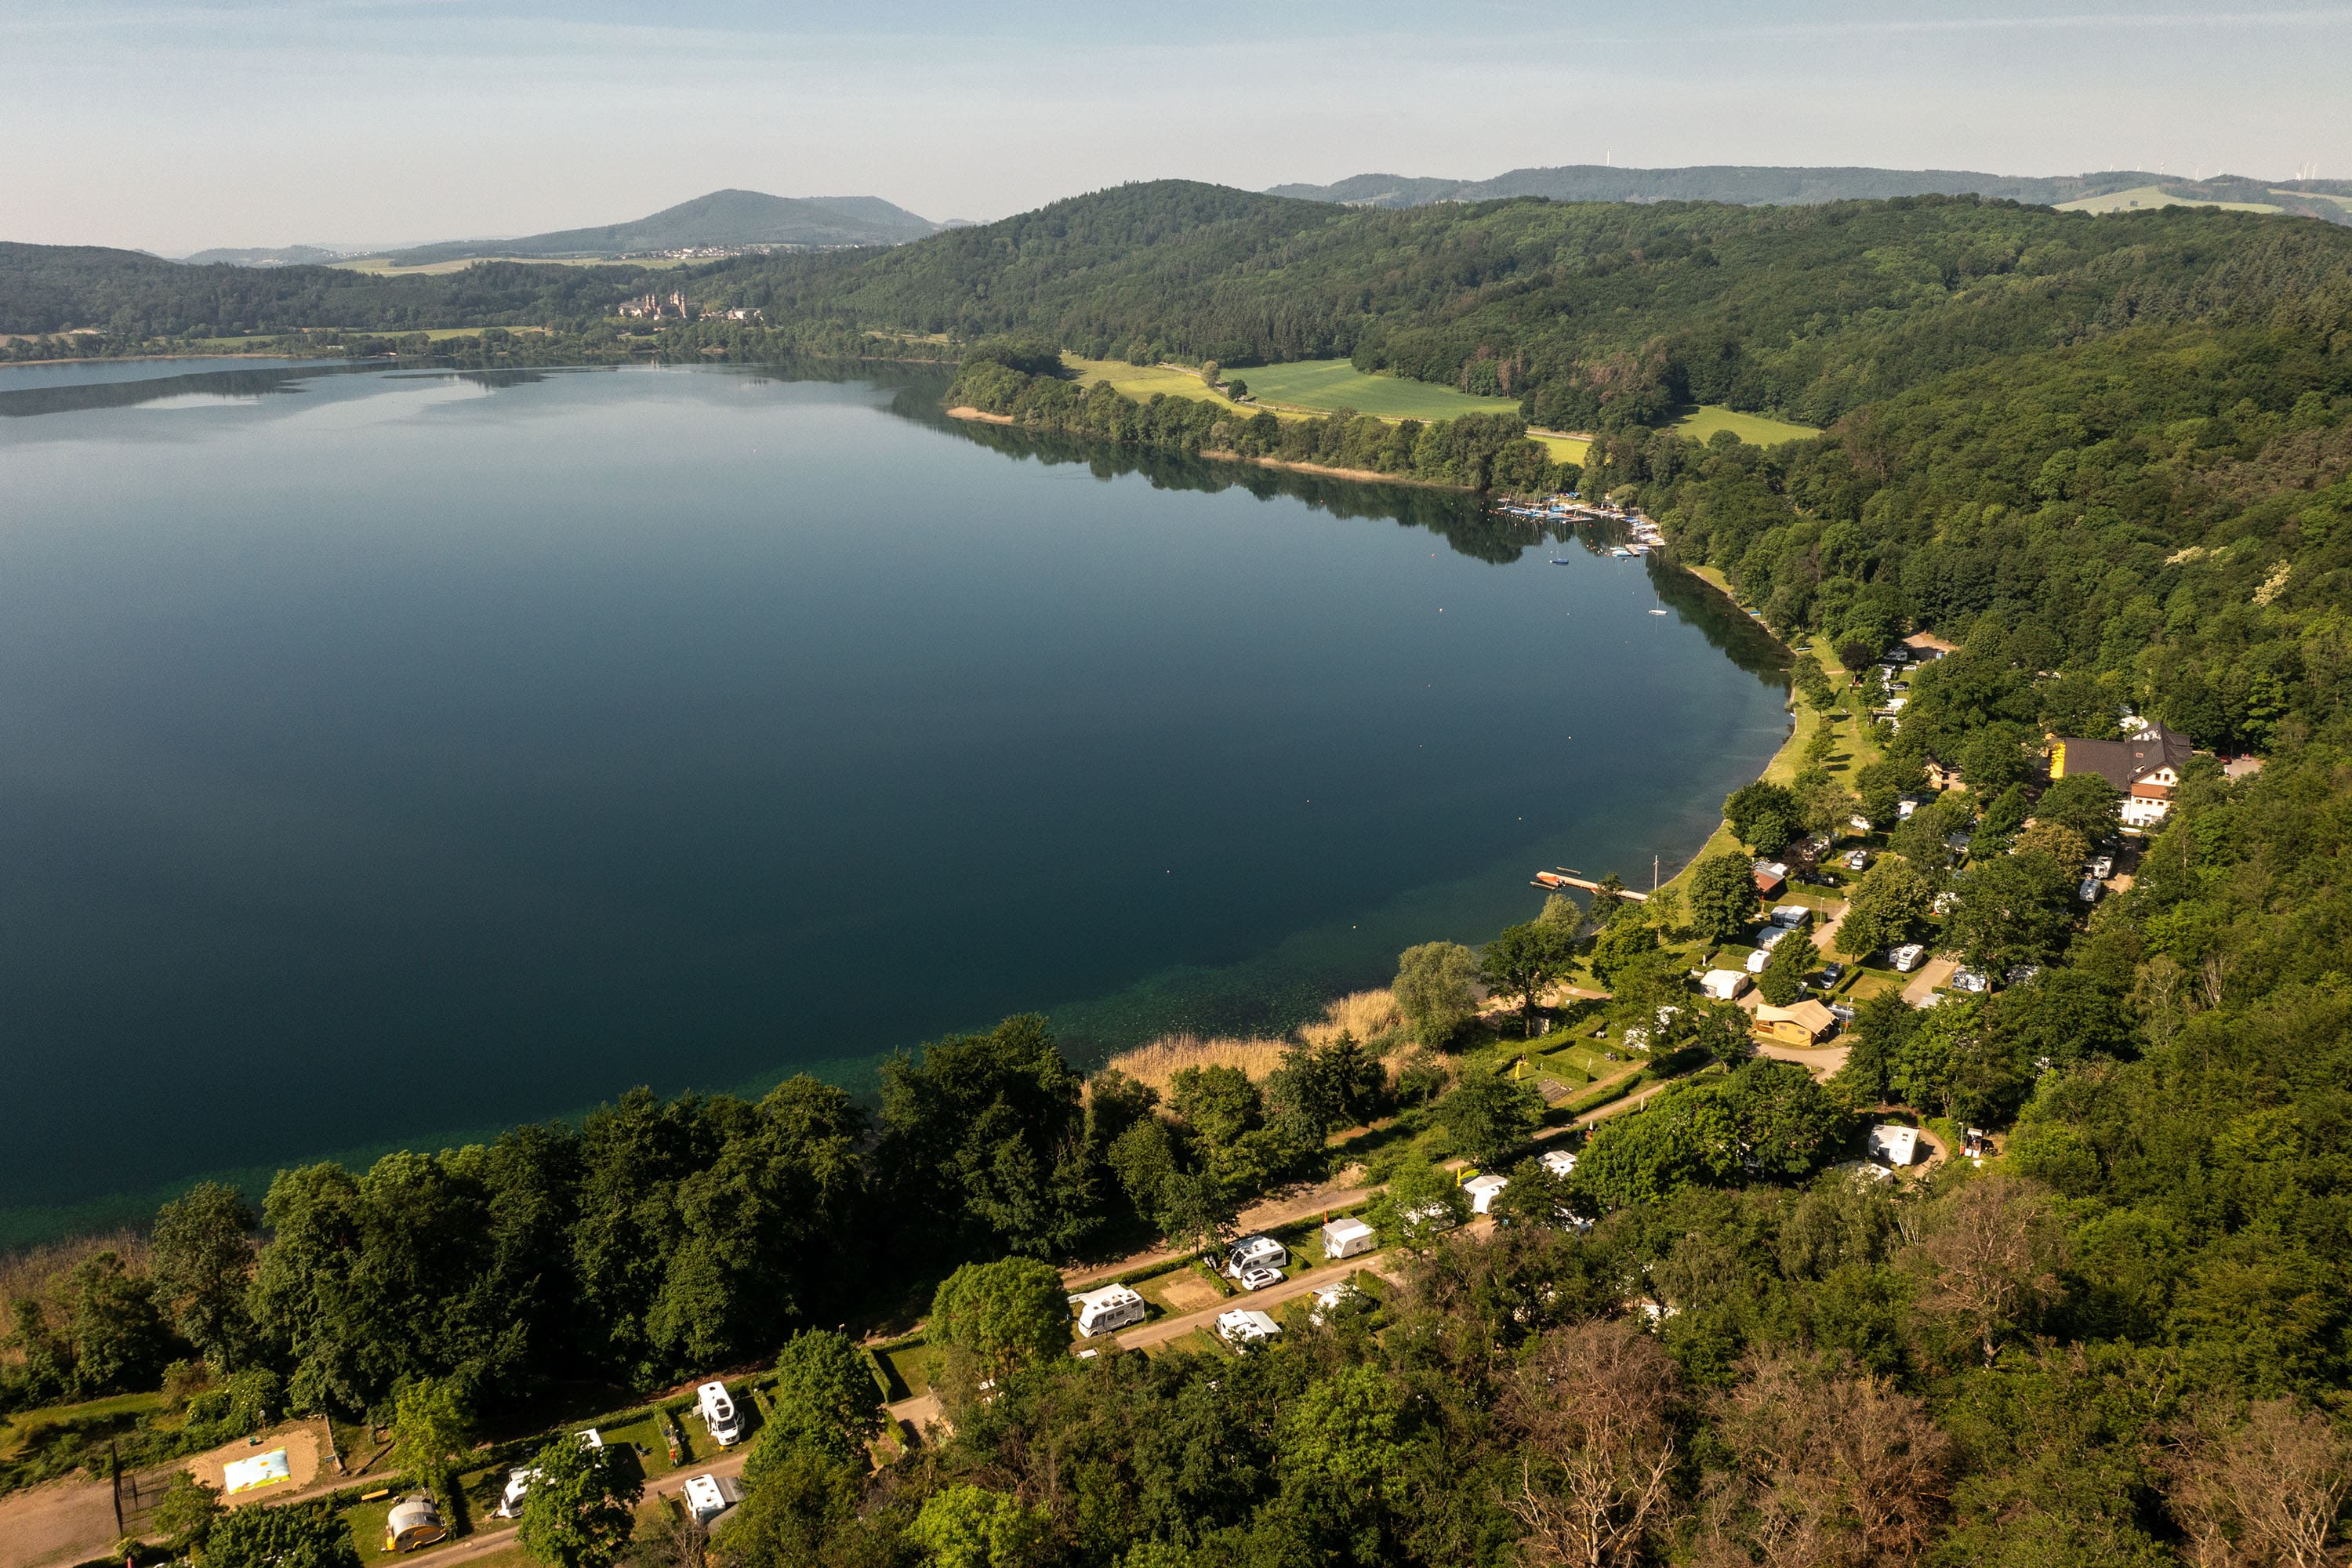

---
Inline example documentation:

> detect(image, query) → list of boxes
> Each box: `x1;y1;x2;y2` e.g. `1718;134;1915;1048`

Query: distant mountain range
1266;165;2352;224
178;245;364;267
379;189;938;267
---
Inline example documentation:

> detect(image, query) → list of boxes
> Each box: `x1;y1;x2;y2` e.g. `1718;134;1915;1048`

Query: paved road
1903;956;1957;1005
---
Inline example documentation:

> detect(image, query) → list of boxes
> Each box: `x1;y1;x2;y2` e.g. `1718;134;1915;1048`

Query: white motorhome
1226;1235;1287;1277
1321;1217;1376;1261
683;1472;746;1526
495;1430;605;1518
1868;1124;1922;1167
1072;1283;1147;1338
695;1381;743;1447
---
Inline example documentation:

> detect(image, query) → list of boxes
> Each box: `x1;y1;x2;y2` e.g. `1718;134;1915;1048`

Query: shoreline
943;405;1479;491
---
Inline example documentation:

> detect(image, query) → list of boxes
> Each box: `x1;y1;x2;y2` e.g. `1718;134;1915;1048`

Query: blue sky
5;1;2349;252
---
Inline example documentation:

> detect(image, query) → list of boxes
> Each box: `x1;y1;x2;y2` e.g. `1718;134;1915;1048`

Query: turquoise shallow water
0;360;1788;1232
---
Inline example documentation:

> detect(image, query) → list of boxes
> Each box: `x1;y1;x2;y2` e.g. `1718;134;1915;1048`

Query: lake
0;360;1790;1237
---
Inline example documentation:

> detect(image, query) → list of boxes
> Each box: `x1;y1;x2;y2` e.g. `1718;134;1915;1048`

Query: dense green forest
13;180;2352;1567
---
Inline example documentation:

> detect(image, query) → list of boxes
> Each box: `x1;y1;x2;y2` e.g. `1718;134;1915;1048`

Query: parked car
1820;962;1846;984
1235;1263;1284;1292
1845;848;1872;871
1889;943;1926;972
1829;1003;1858;1023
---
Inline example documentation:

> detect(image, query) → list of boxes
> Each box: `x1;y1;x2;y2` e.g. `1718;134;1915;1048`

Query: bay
0;360;1788;1238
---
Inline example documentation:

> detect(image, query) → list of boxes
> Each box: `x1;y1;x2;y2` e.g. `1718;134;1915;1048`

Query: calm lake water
0;360;1789;1235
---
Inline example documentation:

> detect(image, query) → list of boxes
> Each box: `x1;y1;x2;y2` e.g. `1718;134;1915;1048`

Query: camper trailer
386;1496;449;1552
495;1429;604;1518
1539;1149;1577;1178
696;1381;743;1446
1073;1283;1147;1338
1321;1217;1376;1261
1226;1235;1287;1277
1868;1125;1922;1167
1700;969;1750;1001
1216;1308;1281;1348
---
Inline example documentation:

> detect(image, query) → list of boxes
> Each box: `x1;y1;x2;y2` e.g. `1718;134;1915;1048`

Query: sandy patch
1156;1274;1226;1312
187;1420;328;1506
945;405;1013;424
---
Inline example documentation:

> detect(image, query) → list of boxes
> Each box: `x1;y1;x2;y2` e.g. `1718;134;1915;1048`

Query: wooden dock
1531;869;1650;902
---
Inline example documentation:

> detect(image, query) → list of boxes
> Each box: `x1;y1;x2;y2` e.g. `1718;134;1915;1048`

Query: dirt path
1755;1041;1850;1080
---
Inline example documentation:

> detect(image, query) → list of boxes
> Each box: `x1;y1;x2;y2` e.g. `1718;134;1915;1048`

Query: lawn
1236;359;1525;421
874;1341;942;1403
1671;405;1821;446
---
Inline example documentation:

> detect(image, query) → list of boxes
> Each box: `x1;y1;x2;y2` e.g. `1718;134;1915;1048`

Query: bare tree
1693;1351;1951;1568
1498;1318;1682;1567
2170;1399;2352;1567
1907;1174;2063;1366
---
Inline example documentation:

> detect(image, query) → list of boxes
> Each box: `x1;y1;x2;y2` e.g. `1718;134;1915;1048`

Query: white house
1073;1283;1147;1338
1463;1174;1509;1214
1321;1217;1376;1261
1700;969;1751;1000
1867;1124;1922;1166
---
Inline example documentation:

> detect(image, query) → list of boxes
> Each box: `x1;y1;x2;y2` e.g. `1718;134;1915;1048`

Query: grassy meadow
1671;404;1822;446
1231;359;1525;421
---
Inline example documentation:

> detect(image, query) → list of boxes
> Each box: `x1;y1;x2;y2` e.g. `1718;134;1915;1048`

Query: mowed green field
1237;359;1525;420
1672;404;1822;446
2054;184;2283;216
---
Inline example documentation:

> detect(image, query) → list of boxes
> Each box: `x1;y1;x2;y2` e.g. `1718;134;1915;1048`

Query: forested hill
0;241;655;337
381;188;938;267
700;179;2352;429
1268;163;2168;209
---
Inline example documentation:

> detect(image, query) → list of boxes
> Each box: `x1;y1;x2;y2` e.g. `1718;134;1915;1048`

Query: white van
695;1381;742;1447
1072;1283;1146;1338
1888;943;1926;972
1226;1235;1287;1278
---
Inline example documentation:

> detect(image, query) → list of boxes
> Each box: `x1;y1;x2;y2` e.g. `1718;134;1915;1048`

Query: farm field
2054;184;2282;216
1671;404;1822;445
1061;355;1262;416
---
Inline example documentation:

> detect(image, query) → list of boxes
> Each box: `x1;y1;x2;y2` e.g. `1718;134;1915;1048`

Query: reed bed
1297;989;1400;1050
1102;1034;1290;1096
